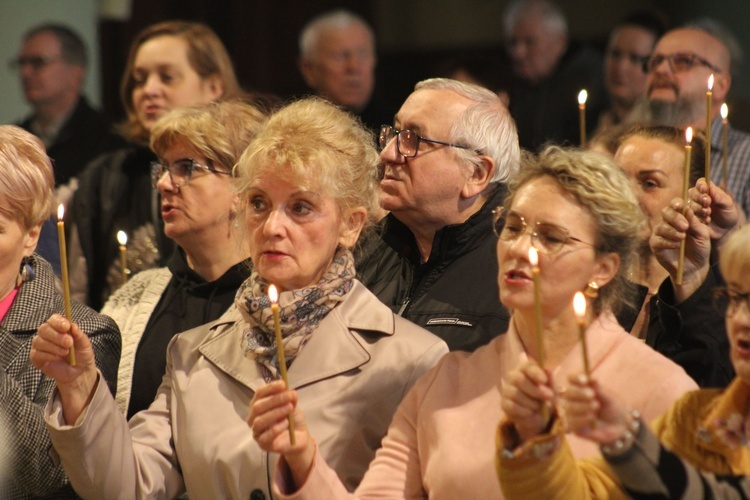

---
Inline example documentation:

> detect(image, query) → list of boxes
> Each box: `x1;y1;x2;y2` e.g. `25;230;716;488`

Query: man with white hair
298;9;392;132
356;78;520;352
634;20;750;217
503;0;606;150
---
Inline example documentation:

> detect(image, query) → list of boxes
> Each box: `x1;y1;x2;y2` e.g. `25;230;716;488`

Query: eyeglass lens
495;212;569;254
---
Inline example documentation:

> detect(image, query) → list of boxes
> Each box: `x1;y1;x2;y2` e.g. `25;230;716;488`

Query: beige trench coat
46;281;448;499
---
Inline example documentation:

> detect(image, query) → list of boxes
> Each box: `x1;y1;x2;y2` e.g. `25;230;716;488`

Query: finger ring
253;429;261;439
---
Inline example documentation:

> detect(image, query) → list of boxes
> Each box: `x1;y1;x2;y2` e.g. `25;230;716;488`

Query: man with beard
355;78;520;352
633;21;750;217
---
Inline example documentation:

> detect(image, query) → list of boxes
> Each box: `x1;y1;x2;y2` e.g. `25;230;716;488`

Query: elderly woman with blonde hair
31;98;447;499
0;126;119;498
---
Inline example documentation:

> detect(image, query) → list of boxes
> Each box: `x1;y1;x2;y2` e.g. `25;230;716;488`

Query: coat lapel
198;282;396;392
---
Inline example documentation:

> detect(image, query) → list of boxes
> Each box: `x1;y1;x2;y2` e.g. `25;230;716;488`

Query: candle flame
117;230;128;246
721;103;729;119
708;74;714;91
577;89;588;105
685;126;693;144
268;284;278;304
57;204;64;221
528;246;539;267
574;291;586;319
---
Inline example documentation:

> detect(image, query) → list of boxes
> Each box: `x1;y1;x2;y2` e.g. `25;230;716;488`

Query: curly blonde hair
719;225;750;282
150;100;267;171
0;126;55;230
503;146;645;315
234;97;380;227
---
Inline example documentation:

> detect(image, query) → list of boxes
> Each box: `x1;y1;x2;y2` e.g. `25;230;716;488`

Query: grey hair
299;9;374;62
683;17;743;76
24;23;87;67
502;0;568;37
414;78;520;184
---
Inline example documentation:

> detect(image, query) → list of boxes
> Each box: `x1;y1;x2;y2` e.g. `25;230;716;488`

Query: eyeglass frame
643;52;722;75
150;158;231;189
712;287;750;316
8;55;63;72
379;125;473;158
491;207;599;255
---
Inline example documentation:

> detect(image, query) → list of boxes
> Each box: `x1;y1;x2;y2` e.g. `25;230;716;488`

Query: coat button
250;489;266;500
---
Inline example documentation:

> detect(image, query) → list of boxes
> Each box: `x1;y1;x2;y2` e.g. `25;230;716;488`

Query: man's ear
299;57;317;88
713;72;731;102
460;155;495;199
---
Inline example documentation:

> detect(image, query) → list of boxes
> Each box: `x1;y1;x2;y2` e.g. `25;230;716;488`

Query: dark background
97;0;750;128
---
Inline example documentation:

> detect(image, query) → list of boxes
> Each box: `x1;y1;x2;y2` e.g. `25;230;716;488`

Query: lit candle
268;285;296;445
677;127;693;285
721;103;729;187
117;231;128;285
56;204;75;366
528;247;544;369
573;292;590;375
705;74;714;191
578;89;588;148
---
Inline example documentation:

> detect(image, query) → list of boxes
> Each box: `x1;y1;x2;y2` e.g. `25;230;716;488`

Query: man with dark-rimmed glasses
355;78;520;352
633;20;750;218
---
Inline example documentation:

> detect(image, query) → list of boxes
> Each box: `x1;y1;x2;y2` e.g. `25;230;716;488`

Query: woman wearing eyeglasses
98;100;265;418
497;186;748;499
246;146;696;498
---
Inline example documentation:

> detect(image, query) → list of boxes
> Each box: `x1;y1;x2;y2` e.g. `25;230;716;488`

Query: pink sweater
278;313;697;499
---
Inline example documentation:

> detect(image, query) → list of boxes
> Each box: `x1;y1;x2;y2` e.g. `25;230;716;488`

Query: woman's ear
461;155;495;199
23;223;43;257
338;207;367;248
204;74;225;101
590;252;620;289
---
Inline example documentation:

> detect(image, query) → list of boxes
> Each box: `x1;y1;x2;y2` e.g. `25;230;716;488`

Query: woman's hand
563;374;635;445
650;197;711;302
249;380;315;487
690;179;742;247
30;314;99;424
501;361;555;442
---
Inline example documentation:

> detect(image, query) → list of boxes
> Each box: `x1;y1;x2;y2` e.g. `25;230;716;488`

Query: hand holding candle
705;74;714;191
117;231;128;285
268;285;296;445
677;127;693;285
56;204;75;366
721;103;729;187
578;89;588;148
573;292;590;375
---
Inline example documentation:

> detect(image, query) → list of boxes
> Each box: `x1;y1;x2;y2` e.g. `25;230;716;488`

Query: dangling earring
584;281;599;299
19;258;35;283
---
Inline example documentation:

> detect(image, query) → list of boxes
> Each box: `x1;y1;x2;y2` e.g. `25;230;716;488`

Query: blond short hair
150;100;267;171
503;146;644;315
719;225;750;282
0;126;55;230
234;97;380;226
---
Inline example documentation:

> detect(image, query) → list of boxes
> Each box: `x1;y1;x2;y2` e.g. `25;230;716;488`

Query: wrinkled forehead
655;28;729;69
396;88;472;134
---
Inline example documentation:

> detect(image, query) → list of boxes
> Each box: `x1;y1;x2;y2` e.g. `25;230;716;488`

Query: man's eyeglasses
150;159;230;189
712;288;750;316
643;52;722;74
379;125;471;158
8;55;62;71
492;207;598;256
